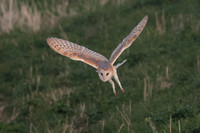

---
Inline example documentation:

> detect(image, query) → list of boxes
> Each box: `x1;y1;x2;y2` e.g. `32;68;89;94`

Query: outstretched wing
47;37;108;69
109;15;148;65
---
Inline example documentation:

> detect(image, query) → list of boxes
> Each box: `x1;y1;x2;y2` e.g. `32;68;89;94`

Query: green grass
0;0;200;132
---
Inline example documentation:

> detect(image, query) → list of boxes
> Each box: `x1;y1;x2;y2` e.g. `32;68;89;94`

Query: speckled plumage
47;38;108;69
47;15;148;95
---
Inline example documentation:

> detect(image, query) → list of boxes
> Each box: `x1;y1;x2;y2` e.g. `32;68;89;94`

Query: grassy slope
0;0;200;132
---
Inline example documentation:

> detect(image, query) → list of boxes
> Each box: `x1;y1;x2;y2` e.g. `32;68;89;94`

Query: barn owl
47;15;148;95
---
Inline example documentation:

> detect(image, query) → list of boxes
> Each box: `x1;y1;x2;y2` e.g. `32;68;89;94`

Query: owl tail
115;59;127;69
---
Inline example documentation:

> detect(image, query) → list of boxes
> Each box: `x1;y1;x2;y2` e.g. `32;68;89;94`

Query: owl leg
109;79;116;95
113;69;125;93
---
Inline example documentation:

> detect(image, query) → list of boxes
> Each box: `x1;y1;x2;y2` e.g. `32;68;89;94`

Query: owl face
97;68;113;82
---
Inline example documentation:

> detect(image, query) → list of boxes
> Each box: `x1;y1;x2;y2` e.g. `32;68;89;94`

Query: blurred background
0;0;200;132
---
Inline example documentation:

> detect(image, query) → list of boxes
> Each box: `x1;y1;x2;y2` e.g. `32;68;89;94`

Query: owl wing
109;15;148;65
47;37;108;69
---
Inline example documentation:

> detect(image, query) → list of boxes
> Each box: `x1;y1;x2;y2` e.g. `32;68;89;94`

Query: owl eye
106;73;109;76
101;73;103;76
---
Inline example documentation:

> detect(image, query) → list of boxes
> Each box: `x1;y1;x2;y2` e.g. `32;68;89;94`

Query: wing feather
47;37;108;69
109;15;148;64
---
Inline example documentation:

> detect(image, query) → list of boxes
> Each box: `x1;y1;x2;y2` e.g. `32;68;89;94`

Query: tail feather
115;59;127;69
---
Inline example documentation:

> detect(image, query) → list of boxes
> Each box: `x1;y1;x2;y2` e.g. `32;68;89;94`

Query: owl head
97;68;113;82
97;62;113;82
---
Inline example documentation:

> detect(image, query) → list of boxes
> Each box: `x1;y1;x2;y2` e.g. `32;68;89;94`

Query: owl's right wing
109;15;148;65
47;37;108;69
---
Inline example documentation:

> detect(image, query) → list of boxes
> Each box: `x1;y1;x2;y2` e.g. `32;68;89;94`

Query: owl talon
121;89;125;93
113;91;117;95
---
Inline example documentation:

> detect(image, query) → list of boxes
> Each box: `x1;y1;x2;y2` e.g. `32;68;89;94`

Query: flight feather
47;37;108;69
109;15;148;64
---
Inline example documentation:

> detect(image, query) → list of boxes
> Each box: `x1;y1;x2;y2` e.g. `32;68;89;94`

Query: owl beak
102;78;107;82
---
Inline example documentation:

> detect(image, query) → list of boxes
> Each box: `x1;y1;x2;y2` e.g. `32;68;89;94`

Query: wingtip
47;37;54;42
47;37;52;45
140;15;148;25
144;15;148;21
47;37;58;45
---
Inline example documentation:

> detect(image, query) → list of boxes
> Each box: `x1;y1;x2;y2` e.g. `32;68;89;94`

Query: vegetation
0;0;200;132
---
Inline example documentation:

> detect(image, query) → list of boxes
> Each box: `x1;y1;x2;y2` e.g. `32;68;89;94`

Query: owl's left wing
47;37;108;69
109;15;148;65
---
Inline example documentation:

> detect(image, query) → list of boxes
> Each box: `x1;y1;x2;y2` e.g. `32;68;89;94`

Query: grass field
0;0;200;132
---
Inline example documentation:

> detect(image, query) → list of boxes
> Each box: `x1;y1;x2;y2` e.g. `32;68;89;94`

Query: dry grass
0;0;127;33
0;103;6;122
170;115;172;133
178;120;181;133
156;12;200;35
156;66;172;90
156;75;172;90
115;101;132;132
170;14;184;34
171;13;200;33
26;86;87;133
145;117;158;133
0;0;69;33
143;66;172;103
39;87;72;105
197;54;200;73
155;11;166;35
1;107;20;124
99;0;109;6
101;119;105;133
143;76;153;103
0;101;20;123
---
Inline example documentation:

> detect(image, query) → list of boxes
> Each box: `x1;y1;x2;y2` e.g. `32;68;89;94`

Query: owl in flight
47;15;148;95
